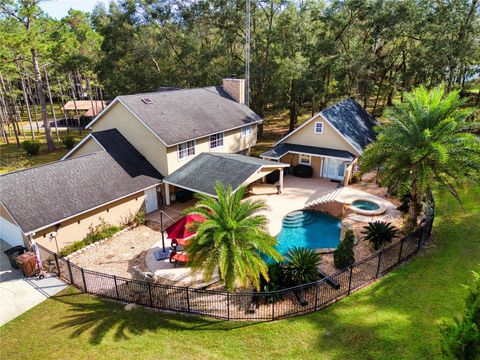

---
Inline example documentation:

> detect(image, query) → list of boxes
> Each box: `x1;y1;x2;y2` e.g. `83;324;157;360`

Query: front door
144;187;159;214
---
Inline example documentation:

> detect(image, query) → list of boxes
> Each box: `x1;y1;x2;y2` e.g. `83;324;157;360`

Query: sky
39;0;113;19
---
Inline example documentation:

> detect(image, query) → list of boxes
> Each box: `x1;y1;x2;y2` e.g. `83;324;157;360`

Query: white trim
177;140;196;161
84;98;119;129
314;121;324;134
319;113;363;155
209;132;225;150
163;180;219;199
273;111;363;155
61;134;106;160
261;150;355;162
24;183;161;236
299;154;311;165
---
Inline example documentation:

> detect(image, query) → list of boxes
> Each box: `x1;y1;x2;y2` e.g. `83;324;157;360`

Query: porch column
279;168;284;193
164;183;171;206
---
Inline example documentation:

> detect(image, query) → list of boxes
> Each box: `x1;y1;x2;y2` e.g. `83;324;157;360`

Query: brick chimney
222;78;246;104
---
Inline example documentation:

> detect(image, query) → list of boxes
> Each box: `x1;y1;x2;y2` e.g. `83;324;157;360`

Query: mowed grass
0;185;478;360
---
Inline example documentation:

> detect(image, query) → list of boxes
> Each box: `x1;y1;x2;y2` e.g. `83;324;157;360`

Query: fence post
398;238;404;263
81;268;87;292
314;282;319;310
271;296;275;321
53;252;60;277
186;288;190;312
67;259;73;284
227;292;230;320
148;282;153;308
348;265;353;294
376;251;383;278
113;275;119;299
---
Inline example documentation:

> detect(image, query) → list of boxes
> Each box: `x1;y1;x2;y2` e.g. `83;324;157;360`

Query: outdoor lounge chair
169;251;189;267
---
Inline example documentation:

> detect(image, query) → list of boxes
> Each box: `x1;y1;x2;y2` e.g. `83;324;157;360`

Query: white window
299;154;311;165
209;132;224;149
177;140;195;160
314;121;324;134
241;125;252;137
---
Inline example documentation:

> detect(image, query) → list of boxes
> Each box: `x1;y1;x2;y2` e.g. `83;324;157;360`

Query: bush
62;136;76;150
121;209;146;227
59;219;120;257
362;221;399;250
21;140;40;155
442;270;480;359
334;229;356;269
284;247;321;285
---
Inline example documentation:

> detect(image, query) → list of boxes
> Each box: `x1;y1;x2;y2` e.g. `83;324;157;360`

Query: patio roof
163;153;289;197
260;143;356;161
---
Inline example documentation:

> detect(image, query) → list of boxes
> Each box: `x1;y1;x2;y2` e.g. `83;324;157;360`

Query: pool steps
305;188;343;208
282;211;316;228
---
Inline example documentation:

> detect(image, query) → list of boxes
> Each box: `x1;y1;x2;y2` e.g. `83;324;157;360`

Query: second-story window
209;132;224;149
314;121;324;134
177;140;195;160
241;125;252;137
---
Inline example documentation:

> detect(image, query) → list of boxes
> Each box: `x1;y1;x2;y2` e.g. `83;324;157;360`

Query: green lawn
1;185;478;359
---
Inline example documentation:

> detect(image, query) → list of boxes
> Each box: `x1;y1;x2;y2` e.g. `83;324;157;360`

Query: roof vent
141;98;153;104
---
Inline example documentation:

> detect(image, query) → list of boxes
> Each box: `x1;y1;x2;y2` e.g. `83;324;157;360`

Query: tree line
1;0;479;149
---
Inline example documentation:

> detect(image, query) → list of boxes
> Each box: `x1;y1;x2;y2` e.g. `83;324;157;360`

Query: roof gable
0;131;163;234
88;86;262;146
275;98;376;154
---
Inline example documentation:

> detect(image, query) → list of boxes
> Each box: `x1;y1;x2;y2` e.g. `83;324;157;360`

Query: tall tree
361;86;480;230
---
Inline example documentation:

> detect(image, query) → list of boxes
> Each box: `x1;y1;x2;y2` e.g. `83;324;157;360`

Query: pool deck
144;176;401;285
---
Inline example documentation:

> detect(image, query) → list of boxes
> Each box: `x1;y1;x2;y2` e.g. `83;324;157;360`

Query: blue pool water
351;200;380;211
275;210;342;256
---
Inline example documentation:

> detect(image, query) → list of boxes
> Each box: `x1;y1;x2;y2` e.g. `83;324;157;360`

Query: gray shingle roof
320;98;377;151
260;143;355;160
0;131;163;234
164;153;287;196
117;86;262;146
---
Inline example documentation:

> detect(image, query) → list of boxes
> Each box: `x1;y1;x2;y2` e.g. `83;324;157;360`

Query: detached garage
0;129;163;252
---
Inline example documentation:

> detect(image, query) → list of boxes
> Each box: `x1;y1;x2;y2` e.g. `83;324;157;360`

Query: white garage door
0;216;25;247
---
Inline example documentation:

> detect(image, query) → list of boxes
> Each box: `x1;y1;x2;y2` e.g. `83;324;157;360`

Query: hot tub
349;199;386;216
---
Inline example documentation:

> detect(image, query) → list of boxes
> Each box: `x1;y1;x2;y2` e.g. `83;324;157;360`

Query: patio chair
169;251;189;267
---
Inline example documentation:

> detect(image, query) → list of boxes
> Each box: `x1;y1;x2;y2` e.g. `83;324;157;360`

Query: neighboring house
62;100;106;125
0;78;287;251
260;98;377;185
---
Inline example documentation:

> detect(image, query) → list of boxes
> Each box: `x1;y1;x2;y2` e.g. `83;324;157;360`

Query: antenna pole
245;0;251;107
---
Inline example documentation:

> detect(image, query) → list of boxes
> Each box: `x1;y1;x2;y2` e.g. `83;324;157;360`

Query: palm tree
185;182;282;292
361;86;480;230
362;221;399;251
284;247;321;285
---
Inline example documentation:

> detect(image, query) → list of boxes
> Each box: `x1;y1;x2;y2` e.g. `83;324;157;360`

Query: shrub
442;270;480;359
59;219;120;257
334;229;356;269
21;140;40;155
121;209;146;227
362;221;399;250
62;136;76;150
284;247;321;285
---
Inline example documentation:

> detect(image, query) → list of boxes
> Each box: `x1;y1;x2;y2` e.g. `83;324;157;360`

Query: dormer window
241;125;252;137
210;132;224;149
177;140;195;160
314;121;323;134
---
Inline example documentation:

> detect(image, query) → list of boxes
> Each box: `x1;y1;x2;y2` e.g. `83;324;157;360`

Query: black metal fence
37;213;434;321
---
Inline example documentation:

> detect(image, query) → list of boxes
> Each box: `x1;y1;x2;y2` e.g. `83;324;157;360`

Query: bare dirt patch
70;225;161;278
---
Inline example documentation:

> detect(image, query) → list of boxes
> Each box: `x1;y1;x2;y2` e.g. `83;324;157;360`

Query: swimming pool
275;210;342;255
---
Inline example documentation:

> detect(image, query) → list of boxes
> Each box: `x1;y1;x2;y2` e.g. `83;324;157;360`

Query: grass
0;129;88;174
0;184;478;359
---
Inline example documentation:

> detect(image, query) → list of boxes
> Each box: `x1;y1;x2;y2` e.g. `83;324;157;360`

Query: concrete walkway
0;240;67;326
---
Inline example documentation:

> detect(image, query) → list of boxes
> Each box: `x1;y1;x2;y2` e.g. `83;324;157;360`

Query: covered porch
260;143;357;185
162;152;290;206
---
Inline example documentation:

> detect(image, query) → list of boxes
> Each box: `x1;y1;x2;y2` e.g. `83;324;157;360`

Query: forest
0;0;479;151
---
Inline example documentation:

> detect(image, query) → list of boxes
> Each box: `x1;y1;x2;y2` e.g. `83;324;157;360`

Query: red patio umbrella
165;214;206;247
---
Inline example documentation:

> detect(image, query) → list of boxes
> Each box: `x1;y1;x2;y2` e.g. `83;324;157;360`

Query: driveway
0;240;67;326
